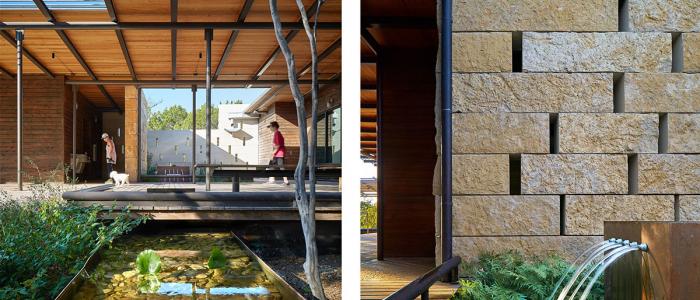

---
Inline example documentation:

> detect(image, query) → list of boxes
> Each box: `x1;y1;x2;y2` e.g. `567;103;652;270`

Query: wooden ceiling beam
0;31;55;78
171;0;177;80
104;0;137;81
213;0;255;81
250;0;321;82
33;0;120;112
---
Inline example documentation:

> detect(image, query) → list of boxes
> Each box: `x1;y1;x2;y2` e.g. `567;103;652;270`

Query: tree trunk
269;0;326;299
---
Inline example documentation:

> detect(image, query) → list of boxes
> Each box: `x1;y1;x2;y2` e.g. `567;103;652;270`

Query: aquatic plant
207;246;227;269
0;183;145;299
451;251;604;300
136;249;162;293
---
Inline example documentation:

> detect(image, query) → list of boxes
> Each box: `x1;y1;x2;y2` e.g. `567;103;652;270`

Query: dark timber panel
379;48;437;258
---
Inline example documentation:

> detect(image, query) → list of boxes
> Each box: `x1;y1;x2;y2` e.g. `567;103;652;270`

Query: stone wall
451;0;700;268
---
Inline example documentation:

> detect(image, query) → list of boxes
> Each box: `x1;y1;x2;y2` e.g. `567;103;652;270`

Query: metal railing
384;256;461;300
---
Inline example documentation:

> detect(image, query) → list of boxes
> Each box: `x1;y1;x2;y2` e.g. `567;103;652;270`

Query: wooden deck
361;233;458;299
52;181;341;221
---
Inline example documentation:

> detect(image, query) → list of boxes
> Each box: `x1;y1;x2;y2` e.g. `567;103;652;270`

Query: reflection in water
157;282;270;296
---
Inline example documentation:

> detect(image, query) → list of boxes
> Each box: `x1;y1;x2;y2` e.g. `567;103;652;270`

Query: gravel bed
264;254;341;300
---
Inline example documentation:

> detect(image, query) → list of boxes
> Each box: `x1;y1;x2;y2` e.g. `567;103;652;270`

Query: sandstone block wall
451;0;700;268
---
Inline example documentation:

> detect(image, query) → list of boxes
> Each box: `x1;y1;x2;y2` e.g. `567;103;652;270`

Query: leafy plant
136;250;162;275
207;247;227;269
0;183;145;299
452;251;604;300
135;250;162;293
360;200;377;229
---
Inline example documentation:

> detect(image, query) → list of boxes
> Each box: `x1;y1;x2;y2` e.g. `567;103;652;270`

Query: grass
452;251;604;300
0;183;145;299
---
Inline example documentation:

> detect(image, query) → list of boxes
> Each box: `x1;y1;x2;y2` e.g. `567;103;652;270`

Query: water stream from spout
554;240;625;300
547;240;611;300
566;245;634;300
579;246;642;299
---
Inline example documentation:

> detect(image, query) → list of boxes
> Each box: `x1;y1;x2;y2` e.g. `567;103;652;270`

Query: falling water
550;238;649;300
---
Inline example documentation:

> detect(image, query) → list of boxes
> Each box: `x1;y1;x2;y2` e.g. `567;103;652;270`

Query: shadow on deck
62;182;341;221
361;233;458;299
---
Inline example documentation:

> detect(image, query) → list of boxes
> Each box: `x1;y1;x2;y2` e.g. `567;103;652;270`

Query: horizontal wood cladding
0;76;66;183
258;101;300;166
379;48;438;258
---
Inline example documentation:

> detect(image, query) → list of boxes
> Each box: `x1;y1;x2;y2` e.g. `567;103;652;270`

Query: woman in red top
268;121;289;185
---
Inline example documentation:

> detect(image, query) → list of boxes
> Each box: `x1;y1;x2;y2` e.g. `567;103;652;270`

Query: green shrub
452;251;604;300
0;183;145;299
360;200;377;229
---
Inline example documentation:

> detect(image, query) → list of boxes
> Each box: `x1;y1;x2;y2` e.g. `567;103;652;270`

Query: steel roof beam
33;0;120;112
0;31;55;78
249;0;322;83
65;79;338;85
212;0;255;81
0;22;342;30
104;0;137;81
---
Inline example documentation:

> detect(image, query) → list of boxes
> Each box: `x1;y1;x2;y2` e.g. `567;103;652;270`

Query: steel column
191;85;197;184
72;85;77;183
16;30;23;191
204;29;212;191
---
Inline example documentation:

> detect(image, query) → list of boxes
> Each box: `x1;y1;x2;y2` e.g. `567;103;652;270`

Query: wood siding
379;48;438;257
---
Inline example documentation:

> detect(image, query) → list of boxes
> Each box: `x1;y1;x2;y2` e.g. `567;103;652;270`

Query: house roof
0;0;341;111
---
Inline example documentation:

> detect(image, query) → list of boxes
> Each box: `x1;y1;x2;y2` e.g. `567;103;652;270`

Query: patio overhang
1;0;341;189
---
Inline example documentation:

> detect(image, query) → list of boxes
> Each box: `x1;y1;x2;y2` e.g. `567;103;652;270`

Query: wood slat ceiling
0;0;341;109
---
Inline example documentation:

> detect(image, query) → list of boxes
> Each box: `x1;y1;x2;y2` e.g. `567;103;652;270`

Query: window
243;137;246;146
315;107;341;164
228;145;231;154
216;137;220;146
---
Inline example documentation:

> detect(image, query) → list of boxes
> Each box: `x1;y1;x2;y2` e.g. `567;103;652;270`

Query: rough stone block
453;154;509;195
638;154;700;194
559;113;658;153
453;113;548;154
522;32;672;72
565;195;674;235
625;73;700;113
453;73;613;113
521;154;628;194
684;33;700;73
629;0;700;32
453;32;511;72
454;236;603;268
668;114;700;153
453;0;617;32
453;196;560;236
679;195;700;221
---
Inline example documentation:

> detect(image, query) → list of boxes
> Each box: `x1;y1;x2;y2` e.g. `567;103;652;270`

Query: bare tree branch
269;0;326;298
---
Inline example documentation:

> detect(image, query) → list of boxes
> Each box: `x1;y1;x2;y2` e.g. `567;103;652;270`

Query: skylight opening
0;0;106;10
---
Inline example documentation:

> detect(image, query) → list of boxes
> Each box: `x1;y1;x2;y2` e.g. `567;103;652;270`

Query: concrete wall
146;104;259;169
450;0;700;267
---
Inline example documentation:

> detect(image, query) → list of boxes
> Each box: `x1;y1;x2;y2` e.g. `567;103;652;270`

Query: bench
194;164;341;192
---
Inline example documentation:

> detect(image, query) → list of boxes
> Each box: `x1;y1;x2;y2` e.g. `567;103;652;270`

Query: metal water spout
578;242;649;300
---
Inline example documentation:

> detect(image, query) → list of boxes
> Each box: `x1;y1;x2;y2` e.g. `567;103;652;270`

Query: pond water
72;233;282;299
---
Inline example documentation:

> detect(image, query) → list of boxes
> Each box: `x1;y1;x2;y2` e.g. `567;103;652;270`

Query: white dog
110;171;130;187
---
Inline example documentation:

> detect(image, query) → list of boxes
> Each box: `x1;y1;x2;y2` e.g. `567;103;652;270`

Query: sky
143;88;270;113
